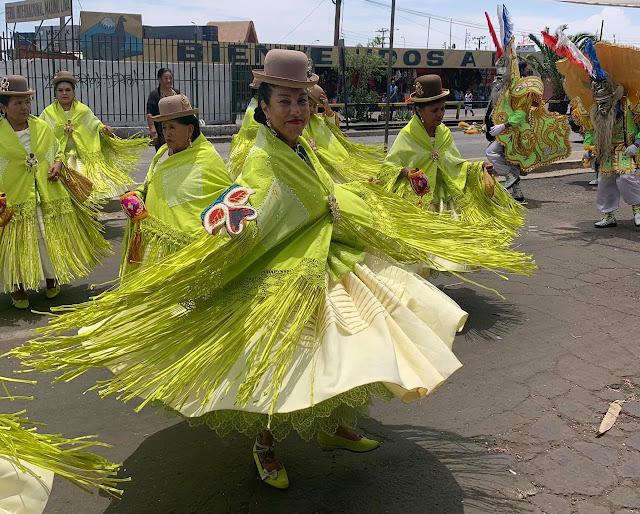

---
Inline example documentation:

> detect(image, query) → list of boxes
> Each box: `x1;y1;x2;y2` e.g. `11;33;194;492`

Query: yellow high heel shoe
11;296;29;309
317;431;380;452
253;438;289;489
45;286;60;299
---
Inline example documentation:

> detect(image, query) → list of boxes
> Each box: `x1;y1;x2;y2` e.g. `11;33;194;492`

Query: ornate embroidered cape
493;48;571;172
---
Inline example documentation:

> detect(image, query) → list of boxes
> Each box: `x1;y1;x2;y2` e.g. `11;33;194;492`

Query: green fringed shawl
381;115;524;235
120;134;233;277
10;124;534;440
227;99;259;179
302;114;384;182
40;100;150;198
0;376;127;496
0;117;111;292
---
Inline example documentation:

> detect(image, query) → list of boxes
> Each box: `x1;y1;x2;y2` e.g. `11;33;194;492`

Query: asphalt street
1;134;639;514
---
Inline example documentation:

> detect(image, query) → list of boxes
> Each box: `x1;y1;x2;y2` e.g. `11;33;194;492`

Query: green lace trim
162;382;393;442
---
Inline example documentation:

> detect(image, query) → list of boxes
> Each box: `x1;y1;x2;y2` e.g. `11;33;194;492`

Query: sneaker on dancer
633;205;640;227
595;213;617;228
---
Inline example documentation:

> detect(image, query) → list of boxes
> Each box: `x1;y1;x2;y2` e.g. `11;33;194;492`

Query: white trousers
596;173;640;213
36;206;56;280
485;141;520;178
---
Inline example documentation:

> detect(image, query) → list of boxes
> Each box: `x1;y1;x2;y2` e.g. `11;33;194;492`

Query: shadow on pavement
555;221;640;245
519;197;564;210
568;179;598;192
0;282;112;328
102;418;530;514
443;287;523;343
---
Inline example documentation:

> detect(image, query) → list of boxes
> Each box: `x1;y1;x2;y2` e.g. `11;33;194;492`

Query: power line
277;0;327;44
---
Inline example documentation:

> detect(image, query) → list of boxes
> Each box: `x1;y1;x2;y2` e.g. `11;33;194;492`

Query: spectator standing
464;90;475;117
146;68;180;151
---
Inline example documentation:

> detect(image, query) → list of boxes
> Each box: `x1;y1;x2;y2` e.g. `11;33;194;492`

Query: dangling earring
266;118;277;136
189;139;193;148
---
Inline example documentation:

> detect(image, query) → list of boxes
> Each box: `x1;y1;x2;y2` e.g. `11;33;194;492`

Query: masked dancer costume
546;33;640;228
485;6;572;202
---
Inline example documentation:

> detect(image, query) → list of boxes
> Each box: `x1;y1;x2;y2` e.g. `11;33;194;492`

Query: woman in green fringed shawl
302;85;385;183
119;94;232;277
40;71;150;199
10;51;535;491
0;75;111;310
0;376;126;514
227;76;261;179
381;75;524;239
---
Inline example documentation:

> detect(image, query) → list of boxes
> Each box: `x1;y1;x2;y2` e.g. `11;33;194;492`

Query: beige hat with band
308;84;324;104
249;73;263;89
252;49;318;89
152;94;199;122
51;70;78;87
0;75;35;96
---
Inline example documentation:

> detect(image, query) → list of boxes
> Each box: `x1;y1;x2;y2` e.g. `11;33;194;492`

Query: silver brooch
308;138;318;152
430;149;440;160
25;153;39;170
63;120;74;135
328;194;342;222
0;77;9;92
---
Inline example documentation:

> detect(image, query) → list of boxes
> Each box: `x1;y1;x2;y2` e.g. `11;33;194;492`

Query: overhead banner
134;42;508;69
5;0;72;23
553;0;640;5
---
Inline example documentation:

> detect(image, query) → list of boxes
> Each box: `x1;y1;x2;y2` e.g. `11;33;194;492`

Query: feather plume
497;5;505;52
556;29;594;77
501;5;514;50
485;12;503;59
583;38;608;81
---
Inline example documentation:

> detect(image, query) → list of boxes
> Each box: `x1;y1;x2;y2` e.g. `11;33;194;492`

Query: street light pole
384;0;396;150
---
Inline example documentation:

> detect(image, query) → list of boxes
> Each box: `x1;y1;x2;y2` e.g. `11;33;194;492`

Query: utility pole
473;35;486;50
464;30;469;49
377;28;389;48
383;0;396;149
599;19;604;41
333;0;342;47
449;18;452;49
426;17;431;48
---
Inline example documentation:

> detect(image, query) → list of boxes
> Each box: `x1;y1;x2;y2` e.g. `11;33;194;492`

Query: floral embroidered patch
201;184;258;236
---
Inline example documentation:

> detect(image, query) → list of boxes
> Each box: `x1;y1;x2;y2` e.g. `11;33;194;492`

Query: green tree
526;26;594;107
334;43;388;119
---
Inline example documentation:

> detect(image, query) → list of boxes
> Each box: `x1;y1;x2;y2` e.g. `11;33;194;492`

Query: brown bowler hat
252;49;318;89
51;70;78;87
308;84;324;104
0;75;35;96
410;75;449;103
249;73;262;89
152;94;199;122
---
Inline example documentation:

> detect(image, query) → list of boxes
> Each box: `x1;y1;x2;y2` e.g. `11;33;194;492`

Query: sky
3;0;640;48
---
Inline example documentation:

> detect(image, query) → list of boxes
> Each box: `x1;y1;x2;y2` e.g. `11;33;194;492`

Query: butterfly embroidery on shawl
201;184;258;236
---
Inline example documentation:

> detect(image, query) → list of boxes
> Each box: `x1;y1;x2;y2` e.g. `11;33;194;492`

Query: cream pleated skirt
173;253;468;418
0;459;53;514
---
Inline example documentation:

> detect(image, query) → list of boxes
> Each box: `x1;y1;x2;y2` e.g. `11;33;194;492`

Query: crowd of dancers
0;4;639;510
